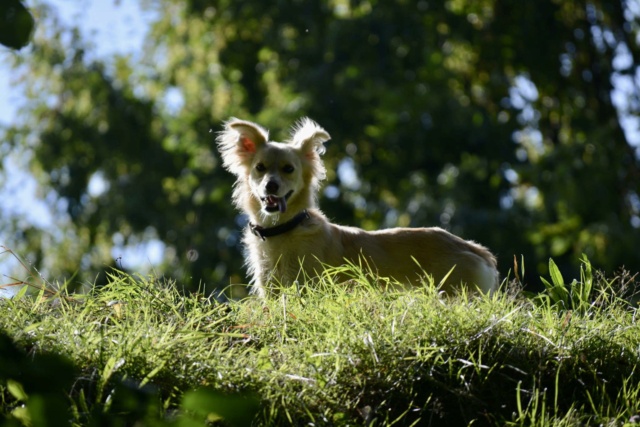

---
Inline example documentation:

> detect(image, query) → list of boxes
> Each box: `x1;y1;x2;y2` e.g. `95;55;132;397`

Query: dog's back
340;226;497;292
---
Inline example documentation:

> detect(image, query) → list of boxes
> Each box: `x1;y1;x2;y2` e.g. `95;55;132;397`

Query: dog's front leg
252;281;267;299
248;262;269;298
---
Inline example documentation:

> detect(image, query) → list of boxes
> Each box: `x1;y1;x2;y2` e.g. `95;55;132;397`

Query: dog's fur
217;118;499;297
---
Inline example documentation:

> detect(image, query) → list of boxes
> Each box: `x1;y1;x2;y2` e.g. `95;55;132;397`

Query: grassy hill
0;258;639;426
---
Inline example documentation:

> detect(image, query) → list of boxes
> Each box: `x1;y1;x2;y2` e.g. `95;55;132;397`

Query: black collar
249;210;310;240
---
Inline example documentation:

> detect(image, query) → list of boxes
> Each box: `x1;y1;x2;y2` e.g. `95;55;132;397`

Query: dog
217;118;499;297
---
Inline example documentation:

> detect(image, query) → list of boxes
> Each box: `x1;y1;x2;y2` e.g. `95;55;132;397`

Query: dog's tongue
267;195;287;213
277;196;287;213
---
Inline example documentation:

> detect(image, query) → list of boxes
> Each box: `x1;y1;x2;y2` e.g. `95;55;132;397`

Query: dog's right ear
216;118;269;175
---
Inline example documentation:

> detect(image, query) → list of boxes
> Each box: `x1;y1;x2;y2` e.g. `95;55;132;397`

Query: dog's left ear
290;117;330;156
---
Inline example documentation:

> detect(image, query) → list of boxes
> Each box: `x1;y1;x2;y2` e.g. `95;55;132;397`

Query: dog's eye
282;165;295;174
255;163;266;172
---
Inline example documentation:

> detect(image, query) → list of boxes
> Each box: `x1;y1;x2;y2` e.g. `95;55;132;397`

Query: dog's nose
265;180;279;195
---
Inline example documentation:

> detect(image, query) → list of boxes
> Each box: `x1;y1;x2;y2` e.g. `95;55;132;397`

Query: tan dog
217;118;499;297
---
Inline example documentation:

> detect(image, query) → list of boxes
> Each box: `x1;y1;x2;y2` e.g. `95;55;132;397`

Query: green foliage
536;254;640;314
0;330;77;426
0;325;260;426
180;389;260;427
538;254;594;312
0;273;260;427
0;263;639;426
1;0;640;290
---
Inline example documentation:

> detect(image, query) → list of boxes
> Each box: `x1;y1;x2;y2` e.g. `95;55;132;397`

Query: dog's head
217;118;330;219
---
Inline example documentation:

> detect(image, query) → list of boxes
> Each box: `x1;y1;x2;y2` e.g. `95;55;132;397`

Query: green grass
0;259;639;426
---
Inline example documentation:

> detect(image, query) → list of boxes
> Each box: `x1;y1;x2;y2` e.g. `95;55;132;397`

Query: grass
0;256;639;426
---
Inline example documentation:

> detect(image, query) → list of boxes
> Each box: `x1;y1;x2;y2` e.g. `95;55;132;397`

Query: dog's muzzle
262;190;293;213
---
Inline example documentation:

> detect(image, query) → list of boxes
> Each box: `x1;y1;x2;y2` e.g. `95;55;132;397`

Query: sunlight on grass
0;260;639;425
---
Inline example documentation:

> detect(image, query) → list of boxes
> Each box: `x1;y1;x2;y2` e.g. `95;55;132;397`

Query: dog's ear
290;117;330;156
291;118;330;182
217;118;269;175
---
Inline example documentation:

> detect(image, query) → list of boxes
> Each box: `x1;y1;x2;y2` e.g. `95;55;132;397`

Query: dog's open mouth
262;191;293;213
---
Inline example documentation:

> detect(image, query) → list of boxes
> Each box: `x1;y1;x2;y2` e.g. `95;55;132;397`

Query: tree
2;0;639;292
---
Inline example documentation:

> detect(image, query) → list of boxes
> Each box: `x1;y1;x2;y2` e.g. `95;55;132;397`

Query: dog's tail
468;243;500;292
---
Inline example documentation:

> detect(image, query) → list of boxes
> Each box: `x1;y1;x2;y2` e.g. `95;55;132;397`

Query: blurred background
1;0;639;294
